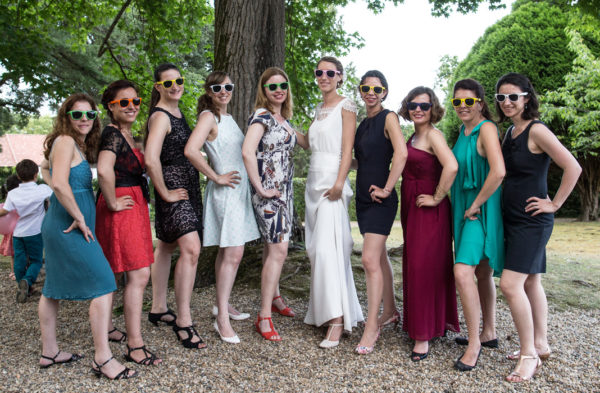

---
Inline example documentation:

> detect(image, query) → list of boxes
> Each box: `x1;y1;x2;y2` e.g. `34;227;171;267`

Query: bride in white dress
296;56;364;348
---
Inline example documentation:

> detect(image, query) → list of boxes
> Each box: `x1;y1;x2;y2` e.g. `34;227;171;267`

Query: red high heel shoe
271;295;295;317
255;315;282;342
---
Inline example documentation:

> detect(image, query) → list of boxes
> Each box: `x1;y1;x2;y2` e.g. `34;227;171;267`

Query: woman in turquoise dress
185;71;260;344
450;79;505;371
39;93;136;380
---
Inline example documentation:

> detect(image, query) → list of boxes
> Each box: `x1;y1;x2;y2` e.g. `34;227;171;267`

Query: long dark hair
101;79;138;128
144;63;180;143
44;93;101;164
453;78;493;121
495;72;540;123
197;71;229;122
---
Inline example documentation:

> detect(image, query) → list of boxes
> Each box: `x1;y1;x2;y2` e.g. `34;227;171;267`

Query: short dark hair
495;72;540;123
453;78;493;121
15;159;38;182
398;86;445;124
359;70;389;101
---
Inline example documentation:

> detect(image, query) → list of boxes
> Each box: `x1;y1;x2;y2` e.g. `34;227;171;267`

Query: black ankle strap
94;356;114;370
41;350;61;361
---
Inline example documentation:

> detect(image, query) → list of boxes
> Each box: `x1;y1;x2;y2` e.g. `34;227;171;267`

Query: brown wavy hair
44;93;101;164
398;86;445;124
253;67;293;120
197;71;229;122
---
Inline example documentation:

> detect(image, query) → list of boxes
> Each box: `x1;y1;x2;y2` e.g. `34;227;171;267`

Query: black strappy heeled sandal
172;324;207;349
148;309;177;326
108;327;127;343
91;356;138;380
123;345;160;366
40;351;84;369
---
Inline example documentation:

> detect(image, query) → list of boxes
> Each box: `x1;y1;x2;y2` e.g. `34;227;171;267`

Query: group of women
35;56;580;383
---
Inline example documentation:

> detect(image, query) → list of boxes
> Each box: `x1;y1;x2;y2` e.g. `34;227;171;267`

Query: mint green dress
450;120;504;277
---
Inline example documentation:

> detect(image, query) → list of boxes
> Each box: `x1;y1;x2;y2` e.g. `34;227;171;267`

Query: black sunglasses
407;102;432;111
314;69;340;78
210;84;234;93
264;82;289;91
67;110;97;120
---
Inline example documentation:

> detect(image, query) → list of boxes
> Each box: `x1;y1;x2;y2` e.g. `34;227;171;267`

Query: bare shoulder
480;120;499;136
529;121;553;138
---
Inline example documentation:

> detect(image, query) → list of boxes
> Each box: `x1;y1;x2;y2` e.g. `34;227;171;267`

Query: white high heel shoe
319;323;344;349
213;321;240;344
212;305;250;321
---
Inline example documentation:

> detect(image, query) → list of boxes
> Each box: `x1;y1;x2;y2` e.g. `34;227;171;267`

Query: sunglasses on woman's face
451;97;481;107
359;85;385;94
495;92;528;102
156;77;185;88
210;84;234;93
314;69;341;78
67;110;97;120
264;82;289;91
407;102;432;111
109;97;142;107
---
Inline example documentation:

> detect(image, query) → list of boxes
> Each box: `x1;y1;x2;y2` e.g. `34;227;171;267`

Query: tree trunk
575;155;600;221
214;0;285;128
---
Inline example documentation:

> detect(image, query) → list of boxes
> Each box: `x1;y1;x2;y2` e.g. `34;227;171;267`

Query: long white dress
303;98;364;331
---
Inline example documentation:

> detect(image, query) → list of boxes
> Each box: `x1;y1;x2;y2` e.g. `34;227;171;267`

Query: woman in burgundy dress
398;87;460;361
96;80;160;365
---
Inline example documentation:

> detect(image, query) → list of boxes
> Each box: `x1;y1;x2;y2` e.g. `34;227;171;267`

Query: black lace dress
151;107;202;243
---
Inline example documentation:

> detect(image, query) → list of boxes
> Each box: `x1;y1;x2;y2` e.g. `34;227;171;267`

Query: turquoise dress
450;120;504;277
42;154;116;300
202;112;260;247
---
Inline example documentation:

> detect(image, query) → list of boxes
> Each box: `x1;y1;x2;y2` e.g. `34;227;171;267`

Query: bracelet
433;185;447;202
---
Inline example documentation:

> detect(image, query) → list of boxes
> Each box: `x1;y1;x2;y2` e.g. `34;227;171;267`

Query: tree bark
214;0;285;128
576;154;600;221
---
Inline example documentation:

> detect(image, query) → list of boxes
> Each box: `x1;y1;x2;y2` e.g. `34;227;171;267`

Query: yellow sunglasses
156;77;185;88
451;97;481;107
359;85;386;94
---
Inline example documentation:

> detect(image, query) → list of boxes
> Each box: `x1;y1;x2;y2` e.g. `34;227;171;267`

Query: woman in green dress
450;79;505;371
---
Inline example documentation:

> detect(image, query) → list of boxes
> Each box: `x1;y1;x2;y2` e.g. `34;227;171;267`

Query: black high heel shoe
148;309;177;326
173;324;207;349
108;327;127;343
454;348;482;371
124;345;160;366
91;356;137;380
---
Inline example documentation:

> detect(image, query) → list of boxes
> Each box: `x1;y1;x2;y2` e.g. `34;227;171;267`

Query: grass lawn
351;218;600;310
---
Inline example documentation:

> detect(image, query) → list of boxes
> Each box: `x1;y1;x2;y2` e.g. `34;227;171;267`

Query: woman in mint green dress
450;79;505;372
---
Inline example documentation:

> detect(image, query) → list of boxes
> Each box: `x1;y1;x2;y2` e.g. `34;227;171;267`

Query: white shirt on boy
4;181;53;237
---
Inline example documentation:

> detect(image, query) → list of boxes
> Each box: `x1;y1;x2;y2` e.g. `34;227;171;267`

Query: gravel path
1;264;599;392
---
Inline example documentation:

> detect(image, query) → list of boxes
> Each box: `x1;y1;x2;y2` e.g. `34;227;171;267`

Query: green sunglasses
67;110;98;120
263;82;289;91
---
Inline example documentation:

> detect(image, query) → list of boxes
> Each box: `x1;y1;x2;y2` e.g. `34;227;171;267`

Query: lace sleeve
342;98;357;114
99;126;123;154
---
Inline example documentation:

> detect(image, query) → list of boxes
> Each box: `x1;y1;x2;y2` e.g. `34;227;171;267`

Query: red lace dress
96;126;154;273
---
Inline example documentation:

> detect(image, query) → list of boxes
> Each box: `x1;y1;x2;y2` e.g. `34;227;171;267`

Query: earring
525;103;528;110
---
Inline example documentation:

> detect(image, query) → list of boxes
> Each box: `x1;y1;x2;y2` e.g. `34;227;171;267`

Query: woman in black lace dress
144;63;205;349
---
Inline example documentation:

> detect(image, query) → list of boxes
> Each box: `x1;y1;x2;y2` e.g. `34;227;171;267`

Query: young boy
0;159;52;303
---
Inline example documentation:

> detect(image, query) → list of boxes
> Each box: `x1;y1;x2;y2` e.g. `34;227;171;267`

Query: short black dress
151;107;203;243
502;120;553;274
354;109;398;235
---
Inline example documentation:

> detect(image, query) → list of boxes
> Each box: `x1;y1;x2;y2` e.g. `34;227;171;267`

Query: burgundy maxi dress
400;137;459;341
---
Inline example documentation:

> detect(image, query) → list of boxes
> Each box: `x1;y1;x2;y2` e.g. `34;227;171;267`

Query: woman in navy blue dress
496;73;581;382
353;70;407;354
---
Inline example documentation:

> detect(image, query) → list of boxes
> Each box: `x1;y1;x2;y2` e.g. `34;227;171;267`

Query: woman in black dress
353;70;407;354
496;73;580;382
144;63;205;349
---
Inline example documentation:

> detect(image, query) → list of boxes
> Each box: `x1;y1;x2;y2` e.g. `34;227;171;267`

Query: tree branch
107;45;128;80
97;0;133;57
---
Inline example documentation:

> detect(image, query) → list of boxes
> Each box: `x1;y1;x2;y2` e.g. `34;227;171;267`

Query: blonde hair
253;67;293;120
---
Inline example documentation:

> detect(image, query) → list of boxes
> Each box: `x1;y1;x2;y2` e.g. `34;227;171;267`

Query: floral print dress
247;108;296;243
